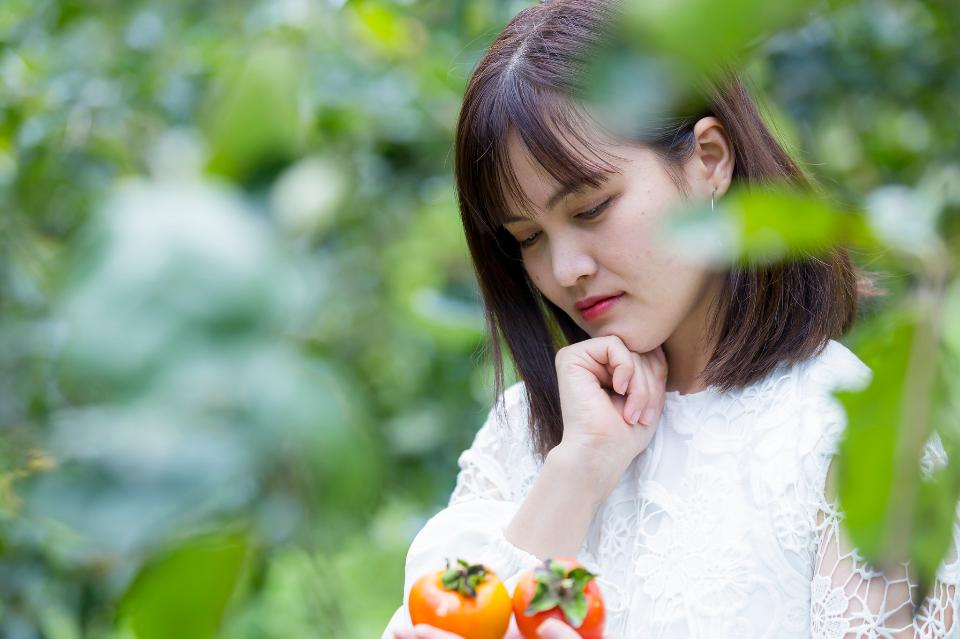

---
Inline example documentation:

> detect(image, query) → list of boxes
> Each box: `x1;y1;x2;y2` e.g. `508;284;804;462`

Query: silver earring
711;186;716;211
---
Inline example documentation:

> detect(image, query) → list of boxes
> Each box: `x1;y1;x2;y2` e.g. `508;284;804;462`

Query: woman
384;1;958;637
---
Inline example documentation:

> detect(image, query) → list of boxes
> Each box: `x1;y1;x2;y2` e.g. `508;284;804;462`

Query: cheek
622;251;705;319
607;195;667;247
600;215;663;274
523;263;550;296
655;265;716;315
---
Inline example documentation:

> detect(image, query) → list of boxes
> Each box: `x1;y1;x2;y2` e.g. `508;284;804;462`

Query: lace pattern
382;340;960;639
803;343;960;638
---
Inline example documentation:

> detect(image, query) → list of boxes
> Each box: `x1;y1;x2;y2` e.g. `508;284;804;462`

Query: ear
685;116;735;199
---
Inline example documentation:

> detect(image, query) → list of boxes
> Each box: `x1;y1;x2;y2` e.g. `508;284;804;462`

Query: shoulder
794;338;873;397
468;379;534;459
696;340;869;421
798;340;947;476
693;340;868;443
451;379;540;503
498;379;530;416
790;339;873;459
728;341;868;504
483;380;530;438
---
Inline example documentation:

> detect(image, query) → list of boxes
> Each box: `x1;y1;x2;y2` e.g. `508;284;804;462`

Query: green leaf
943;279;960;356
622;0;815;73
658;186;878;267
911;466;957;601
559;592;588;628
441;569;460;589
205;42;303;180
439;559;487;597
547;559;567;580
910;321;960;602
566;567;594;582
525;581;560;615
568;567;595;595
836;312;917;561
120;532;250;639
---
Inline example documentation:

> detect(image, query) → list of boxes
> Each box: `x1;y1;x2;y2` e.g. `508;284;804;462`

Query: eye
517;197;613;250
518;231;540;249
576;196;612;220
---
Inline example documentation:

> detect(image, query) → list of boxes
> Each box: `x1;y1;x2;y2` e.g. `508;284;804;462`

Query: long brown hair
454;0;879;462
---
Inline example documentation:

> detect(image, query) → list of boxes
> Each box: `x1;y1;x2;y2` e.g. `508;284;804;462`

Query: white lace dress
380;339;960;638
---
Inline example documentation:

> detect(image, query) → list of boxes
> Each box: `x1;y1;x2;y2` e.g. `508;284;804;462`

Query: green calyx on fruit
441;558;489;598
523;559;597;628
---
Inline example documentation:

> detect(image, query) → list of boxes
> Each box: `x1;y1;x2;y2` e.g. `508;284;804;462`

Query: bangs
463;80;625;235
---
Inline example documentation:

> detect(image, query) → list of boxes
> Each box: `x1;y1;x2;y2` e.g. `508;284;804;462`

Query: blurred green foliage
0;0;957;637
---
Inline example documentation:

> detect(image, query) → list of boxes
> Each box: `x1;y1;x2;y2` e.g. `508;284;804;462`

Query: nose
551;235;597;288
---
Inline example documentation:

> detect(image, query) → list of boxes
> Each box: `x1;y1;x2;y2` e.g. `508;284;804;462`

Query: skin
501;116;735;395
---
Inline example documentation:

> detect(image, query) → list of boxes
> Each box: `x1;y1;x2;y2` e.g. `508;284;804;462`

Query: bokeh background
1;0;958;637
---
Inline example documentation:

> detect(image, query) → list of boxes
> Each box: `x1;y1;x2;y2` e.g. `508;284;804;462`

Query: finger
656;384;667;424
639;356;661;426
651;344;668;380
413;624;464;639
564;335;633;393
653;343;667;367
536;617;581;639
611;347;633;396
394;630;414;639
623;351;647;425
651;350;668;420
557;338;613;391
601;335;634;395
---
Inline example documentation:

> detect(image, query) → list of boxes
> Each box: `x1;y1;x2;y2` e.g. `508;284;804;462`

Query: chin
589;327;640;352
620;332;667;355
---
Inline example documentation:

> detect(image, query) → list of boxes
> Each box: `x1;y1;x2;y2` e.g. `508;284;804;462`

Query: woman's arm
504;442;606;560
380;382;546;639
809;453;958;638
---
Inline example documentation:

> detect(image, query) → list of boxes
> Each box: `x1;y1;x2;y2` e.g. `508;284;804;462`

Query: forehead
504;133;556;214
500;124;625;223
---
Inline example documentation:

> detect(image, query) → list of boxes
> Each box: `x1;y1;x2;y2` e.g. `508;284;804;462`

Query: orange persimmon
408;558;512;639
512;557;605;639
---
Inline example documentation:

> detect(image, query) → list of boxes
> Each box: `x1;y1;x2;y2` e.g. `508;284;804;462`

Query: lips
578;293;623;321
575;292;624;310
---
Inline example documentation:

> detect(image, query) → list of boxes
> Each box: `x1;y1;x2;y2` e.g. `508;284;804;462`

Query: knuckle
605;334;625;349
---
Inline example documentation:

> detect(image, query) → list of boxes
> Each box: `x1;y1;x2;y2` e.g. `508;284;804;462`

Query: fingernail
642;408;657;425
630;409;641;424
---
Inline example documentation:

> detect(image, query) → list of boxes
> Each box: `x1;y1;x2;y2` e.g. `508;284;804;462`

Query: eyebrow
501;175;607;225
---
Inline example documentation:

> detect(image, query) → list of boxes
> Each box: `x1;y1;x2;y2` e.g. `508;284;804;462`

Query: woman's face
501;119;730;356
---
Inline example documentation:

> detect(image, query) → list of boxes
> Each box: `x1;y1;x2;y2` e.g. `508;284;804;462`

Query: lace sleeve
809;426;960;637
447;380;540;505
798;343;960;637
380;381;544;639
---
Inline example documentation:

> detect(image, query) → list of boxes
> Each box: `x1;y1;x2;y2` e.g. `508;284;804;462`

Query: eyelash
518;197;612;249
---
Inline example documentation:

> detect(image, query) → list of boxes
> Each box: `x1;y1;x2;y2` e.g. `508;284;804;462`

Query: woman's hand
534;618;594;638
393;624;521;638
392;625;467;639
393;617;593;638
553;335;667;500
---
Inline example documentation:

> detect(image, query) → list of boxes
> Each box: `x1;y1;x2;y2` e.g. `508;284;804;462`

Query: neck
662;272;725;395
